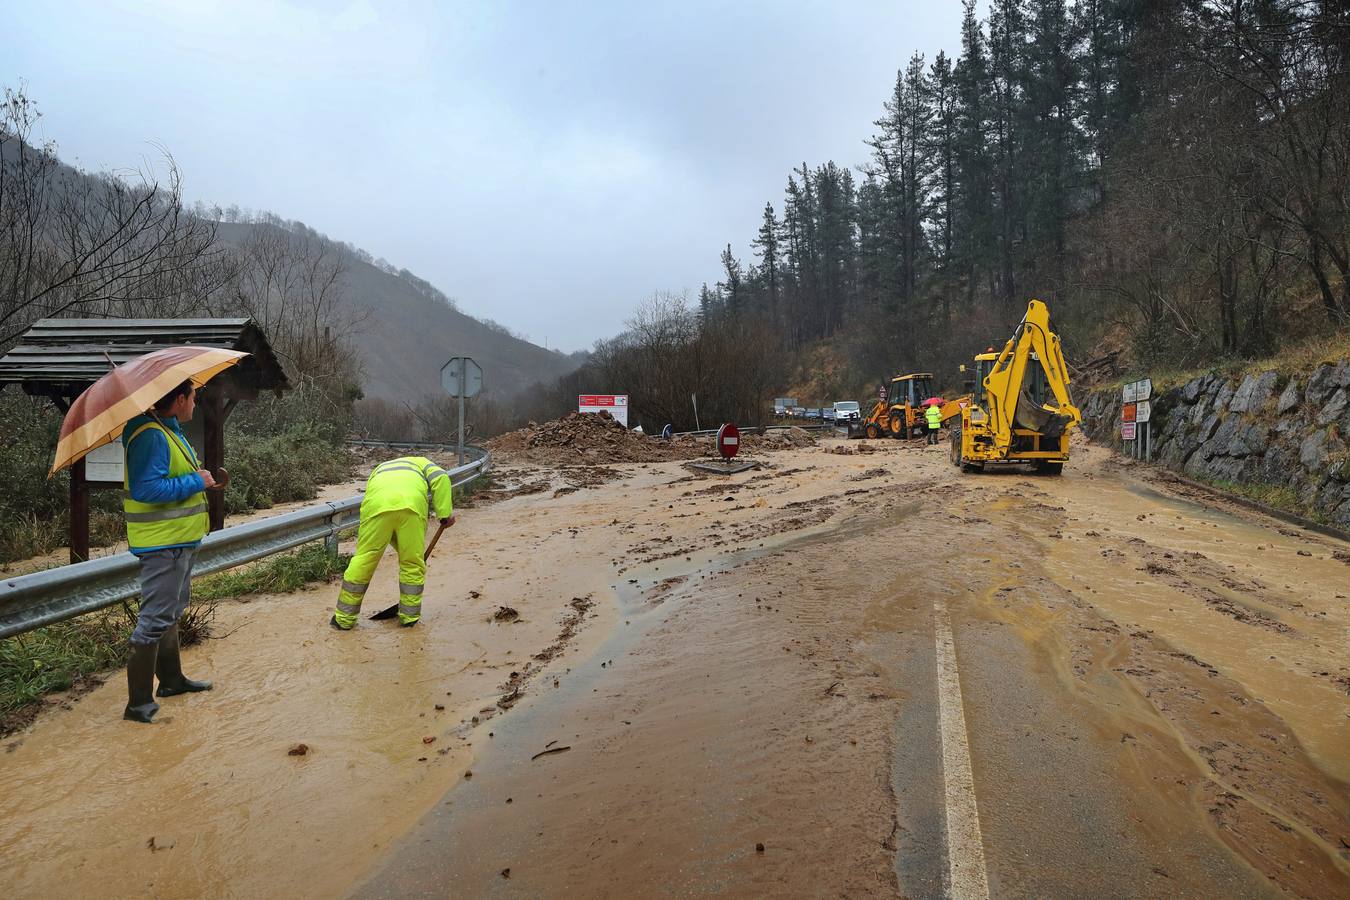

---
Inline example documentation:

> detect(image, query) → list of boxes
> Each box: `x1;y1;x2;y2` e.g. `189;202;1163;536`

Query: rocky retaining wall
1079;360;1350;528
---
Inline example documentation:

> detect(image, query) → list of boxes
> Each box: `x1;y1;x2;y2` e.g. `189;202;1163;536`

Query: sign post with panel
1121;378;1154;460
442;356;483;465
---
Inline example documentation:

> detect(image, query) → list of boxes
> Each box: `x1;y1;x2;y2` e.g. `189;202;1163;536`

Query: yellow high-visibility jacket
362;456;453;520
925;405;943;429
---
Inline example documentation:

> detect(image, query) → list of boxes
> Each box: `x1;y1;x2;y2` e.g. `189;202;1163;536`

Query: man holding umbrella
120;380;218;722
49;344;248;724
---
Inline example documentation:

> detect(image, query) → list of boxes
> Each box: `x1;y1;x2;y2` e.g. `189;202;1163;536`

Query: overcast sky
6;1;971;352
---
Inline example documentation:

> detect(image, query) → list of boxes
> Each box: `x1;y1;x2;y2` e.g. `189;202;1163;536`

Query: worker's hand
440;516;456;527
197;468;217;489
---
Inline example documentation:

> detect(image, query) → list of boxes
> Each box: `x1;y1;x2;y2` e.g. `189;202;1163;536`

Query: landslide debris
488;412;700;464
486;412;818;465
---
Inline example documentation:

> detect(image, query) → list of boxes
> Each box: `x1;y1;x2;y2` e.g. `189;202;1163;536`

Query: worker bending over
332;456;453;630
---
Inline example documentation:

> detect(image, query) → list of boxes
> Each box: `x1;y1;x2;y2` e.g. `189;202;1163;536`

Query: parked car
822;407;836;422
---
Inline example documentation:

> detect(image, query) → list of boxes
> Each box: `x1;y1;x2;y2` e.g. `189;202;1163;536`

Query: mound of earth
487;412;703;465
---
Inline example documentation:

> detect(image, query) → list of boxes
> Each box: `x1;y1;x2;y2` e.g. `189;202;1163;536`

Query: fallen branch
530;745;572;761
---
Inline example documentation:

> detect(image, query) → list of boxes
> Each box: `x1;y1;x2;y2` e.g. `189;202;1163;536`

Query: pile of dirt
743;427;816;451
487;412;702;465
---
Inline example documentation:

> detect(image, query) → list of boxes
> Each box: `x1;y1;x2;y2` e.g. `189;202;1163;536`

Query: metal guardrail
0;446;491;640
672;424;838;437
346;438;469;452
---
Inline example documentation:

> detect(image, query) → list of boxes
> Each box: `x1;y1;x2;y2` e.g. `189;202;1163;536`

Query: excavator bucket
1013;389;1073;438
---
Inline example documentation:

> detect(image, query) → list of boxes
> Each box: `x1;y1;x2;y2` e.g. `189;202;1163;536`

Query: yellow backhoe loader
950;299;1080;475
852;373;939;439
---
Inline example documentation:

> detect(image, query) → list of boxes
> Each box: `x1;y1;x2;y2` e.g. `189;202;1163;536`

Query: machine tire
950;427;963;467
889;414;907;439
865;423;881;439
1034;460;1064;476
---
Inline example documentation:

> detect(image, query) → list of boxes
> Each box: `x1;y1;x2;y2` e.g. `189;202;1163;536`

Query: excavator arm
982;300;1081;458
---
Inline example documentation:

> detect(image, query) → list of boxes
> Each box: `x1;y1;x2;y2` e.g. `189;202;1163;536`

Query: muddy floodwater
2;438;1347;898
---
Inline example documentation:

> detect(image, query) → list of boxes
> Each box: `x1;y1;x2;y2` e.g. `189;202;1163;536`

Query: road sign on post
716;423;740;459
1121;378;1154;460
442;357;483;465
441;357;482;398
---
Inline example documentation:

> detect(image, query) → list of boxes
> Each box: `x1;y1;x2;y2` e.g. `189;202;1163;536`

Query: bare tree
1;87;225;346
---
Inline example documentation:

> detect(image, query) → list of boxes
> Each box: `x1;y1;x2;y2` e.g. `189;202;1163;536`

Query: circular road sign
716;423;740;459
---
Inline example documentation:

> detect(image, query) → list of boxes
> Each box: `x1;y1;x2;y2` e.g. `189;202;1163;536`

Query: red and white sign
716;422;740;459
1121;421;1137;441
578;394;629;427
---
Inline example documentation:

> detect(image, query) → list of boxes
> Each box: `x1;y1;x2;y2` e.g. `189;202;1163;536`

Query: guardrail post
324;532;339;557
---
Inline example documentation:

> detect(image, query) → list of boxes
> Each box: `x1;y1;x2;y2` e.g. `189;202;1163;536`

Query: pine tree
927;50;959;297
953;0;995;305
1024;0;1080;297
719;244;745;314
989;0;1030;306
752;202;782;313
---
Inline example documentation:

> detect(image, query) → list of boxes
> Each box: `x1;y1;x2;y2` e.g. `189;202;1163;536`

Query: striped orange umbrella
50;345;249;476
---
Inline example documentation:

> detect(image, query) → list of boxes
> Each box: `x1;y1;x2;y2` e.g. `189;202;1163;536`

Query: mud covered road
2;438;1347;898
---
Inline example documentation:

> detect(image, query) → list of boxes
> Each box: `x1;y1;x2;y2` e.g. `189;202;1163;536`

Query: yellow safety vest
123;422;209;551
361;456;453;520
925;405;943;428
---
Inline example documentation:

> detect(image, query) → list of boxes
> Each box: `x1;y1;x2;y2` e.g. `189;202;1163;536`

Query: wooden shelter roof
0;318;289;400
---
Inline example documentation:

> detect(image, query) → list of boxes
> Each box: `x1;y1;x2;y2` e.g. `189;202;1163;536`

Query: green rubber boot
123;641;160;723
155;623;213;697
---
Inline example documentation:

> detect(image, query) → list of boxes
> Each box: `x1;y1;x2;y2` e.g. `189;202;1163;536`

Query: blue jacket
122;414;206;553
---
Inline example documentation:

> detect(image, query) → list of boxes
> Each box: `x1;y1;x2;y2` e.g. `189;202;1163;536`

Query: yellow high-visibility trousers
332;509;427;628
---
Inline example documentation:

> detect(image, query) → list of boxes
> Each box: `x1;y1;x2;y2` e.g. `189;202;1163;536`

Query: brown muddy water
2;439;1347;898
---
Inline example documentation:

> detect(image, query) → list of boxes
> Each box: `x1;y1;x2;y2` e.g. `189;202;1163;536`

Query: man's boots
123;641;160;723
155;622;213;697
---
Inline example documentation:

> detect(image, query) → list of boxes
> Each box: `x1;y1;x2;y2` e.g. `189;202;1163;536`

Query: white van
833;401;861;425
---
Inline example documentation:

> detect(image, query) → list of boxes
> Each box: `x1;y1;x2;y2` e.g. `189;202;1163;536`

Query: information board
86;440;125;484
579;394;629;427
1121;421;1137;440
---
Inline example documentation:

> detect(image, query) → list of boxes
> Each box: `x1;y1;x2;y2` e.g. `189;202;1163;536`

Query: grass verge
1198;477;1327;524
0;542;349;737
454;472;497;508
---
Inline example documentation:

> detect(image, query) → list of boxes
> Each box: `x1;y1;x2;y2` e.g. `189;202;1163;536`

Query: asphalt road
3;438;1346;899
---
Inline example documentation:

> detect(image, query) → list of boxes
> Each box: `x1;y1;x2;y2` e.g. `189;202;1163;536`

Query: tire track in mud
956;467;1350;898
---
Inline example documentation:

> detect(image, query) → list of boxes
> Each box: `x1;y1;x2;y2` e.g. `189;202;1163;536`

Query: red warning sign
716;423;740;459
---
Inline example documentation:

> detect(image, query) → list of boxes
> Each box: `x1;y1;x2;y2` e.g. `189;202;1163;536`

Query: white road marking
934;600;991;900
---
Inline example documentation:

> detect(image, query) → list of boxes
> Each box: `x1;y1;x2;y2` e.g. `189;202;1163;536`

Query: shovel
369;516;455;620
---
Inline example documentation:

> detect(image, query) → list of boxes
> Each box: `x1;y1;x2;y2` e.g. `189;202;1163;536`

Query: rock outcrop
1079;361;1350;527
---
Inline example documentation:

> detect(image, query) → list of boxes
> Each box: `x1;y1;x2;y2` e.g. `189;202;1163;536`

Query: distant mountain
2;129;579;401
214;222;580;401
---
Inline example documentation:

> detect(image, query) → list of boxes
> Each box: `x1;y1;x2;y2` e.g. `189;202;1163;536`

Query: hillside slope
215;223;579;401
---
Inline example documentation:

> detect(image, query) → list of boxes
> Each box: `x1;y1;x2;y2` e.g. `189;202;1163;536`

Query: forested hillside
555;0;1348;432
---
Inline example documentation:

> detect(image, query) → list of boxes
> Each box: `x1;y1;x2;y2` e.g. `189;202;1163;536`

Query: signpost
578;394;629;427
1121;378;1153;460
442;357;483;465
